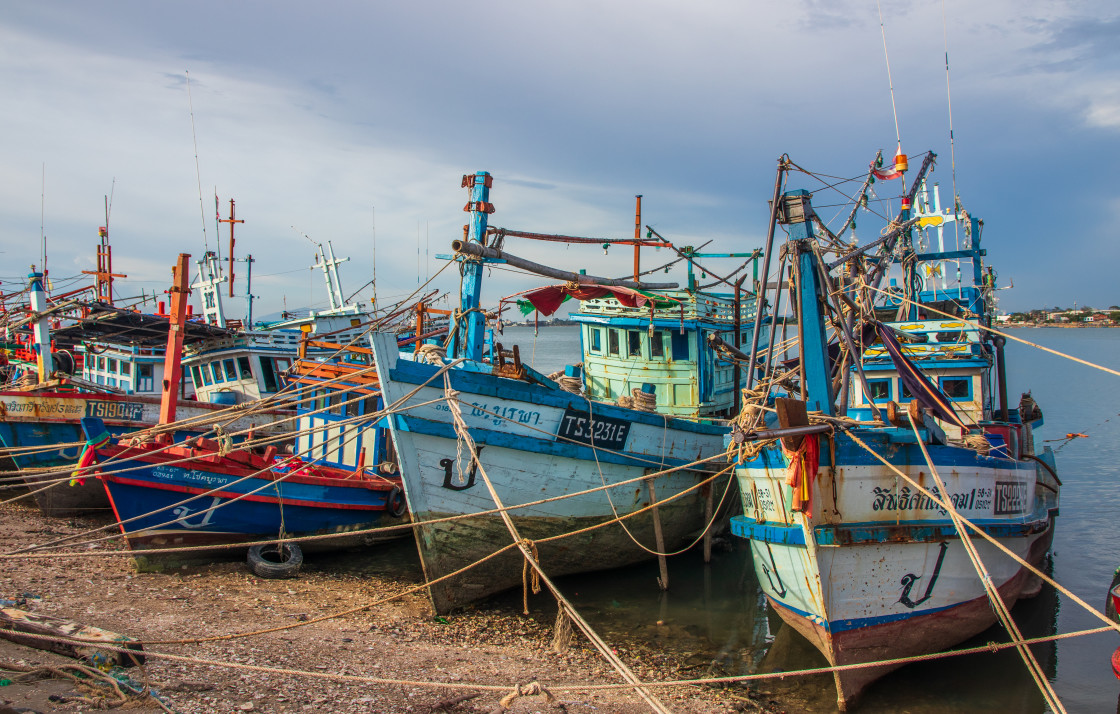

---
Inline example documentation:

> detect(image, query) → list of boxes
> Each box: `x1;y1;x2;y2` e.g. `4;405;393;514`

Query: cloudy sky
2;1;1117;318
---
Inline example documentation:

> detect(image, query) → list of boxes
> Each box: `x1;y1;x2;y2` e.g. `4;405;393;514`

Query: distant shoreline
1003;323;1117;328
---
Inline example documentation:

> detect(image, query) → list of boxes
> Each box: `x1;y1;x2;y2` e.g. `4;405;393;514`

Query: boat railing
578;292;756;323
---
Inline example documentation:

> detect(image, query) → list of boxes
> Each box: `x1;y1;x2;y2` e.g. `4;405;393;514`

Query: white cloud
2;0;1118;316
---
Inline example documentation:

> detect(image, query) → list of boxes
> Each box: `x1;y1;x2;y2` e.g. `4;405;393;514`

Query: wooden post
646;476;669;590
732;274;747;415
159;253;191;426
702;482;715;563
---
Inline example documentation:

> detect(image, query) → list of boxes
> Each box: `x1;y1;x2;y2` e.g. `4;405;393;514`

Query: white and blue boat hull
371;333;730;613
733;431;1058;708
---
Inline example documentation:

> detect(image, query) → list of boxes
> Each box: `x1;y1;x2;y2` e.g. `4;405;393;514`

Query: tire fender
386;485;407;518
246;542;303;579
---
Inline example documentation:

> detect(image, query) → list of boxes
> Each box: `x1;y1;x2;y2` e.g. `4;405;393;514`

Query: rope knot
212;424;232;457
498;680;555;710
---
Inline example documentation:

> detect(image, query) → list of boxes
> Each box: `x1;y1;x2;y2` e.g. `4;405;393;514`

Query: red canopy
520;283;663;316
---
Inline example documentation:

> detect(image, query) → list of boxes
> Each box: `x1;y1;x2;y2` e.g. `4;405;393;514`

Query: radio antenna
185;71;209;251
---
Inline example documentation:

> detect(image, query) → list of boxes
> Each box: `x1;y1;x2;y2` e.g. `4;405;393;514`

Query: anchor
899;541;949;608
440;444;485;491
760;542;788;598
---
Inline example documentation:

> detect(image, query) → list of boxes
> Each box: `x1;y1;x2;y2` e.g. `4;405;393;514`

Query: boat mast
456;171;494;361
782;190;835;415
27;269;53;383
193;251;228;327
313;241;349;312
159;253;191;425
81;196;127;305
218;197;244;298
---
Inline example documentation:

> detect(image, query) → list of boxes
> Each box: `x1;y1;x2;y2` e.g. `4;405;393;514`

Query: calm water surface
495;324;1120;713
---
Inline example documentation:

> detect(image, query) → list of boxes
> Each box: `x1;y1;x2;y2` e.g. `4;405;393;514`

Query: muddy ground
0;501;790;714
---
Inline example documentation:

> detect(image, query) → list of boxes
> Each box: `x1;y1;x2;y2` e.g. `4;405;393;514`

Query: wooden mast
159;253;191;426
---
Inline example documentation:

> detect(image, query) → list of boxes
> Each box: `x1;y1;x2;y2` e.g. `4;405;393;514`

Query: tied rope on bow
71;427;111;486
521;539;541;615
782;435;819;517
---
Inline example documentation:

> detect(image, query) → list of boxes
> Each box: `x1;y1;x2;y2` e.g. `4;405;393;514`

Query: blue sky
2;1;1117;317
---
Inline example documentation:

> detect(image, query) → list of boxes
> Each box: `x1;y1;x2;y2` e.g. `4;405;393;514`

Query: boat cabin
287;345;397;473
572;290;756;420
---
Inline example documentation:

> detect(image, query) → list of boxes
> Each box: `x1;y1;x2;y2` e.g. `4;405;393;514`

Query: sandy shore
0;501;784;713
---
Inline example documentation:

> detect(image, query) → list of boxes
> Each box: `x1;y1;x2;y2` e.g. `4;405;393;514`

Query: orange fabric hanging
782;435;820;517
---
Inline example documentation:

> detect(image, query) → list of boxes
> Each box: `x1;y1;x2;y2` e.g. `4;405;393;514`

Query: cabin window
328;392;344;415
362;396;378;417
120;362;131;376
237;356;253;379
98;357;106;371
590;328;602;353
651;331;665;358
108;358;118;373
866;378;892;403
96;375;105;385
671;331;689;361
107;377;116;388
901;380;914;399
608;330;620;356
139;364;154;392
259;357;279;393
222;359;238;381
210;362;225;383
189;365;202;388
200;364;213;387
627;331;642;357
939;376;971;399
275;357;292;373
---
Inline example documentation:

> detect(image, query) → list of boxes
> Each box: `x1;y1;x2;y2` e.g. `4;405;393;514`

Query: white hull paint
371;333;730;613
734;433;1058;708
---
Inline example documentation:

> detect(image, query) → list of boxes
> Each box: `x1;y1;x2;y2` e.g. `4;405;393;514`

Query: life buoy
386;485;407;518
246;542;303;579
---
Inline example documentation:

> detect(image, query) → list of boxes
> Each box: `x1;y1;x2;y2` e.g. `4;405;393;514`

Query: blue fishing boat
371;172;757;613
729;154;1059;709
78;416;406;551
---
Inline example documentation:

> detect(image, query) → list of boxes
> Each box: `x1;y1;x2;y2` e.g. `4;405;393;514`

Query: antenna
876;0;903;153
371;205;378;312
83;182;127;304
185;71;209;251
39;164;46;285
942;0;961;250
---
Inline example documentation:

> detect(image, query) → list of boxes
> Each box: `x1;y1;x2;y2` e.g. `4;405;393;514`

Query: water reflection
530;543;1064;713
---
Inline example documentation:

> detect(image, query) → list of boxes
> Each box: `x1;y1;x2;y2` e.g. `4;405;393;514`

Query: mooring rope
442;372;672;714
905;418;1064;712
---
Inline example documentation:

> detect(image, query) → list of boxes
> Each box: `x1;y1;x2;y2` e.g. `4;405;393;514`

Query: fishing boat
69;253;413;560
728;154;1059;709
0;271;292;517
183;242;373;406
371;171;757;613
77;415;407;552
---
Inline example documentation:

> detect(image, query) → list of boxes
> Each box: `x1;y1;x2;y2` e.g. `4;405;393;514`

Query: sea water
497;324;1120;713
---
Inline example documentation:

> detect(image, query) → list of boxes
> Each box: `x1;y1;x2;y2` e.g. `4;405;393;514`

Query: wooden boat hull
91;447;407;550
733;432;1059;709
370;333;731;613
0;391;293;517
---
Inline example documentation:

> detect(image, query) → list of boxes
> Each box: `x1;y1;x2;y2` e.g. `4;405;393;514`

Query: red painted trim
97;443;398;489
104;475;382;511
